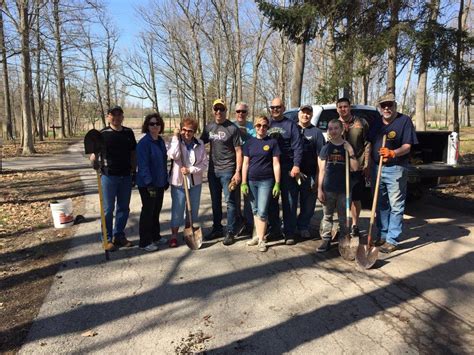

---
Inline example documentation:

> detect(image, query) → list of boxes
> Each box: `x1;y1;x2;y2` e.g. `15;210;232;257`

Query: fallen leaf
81;330;98;337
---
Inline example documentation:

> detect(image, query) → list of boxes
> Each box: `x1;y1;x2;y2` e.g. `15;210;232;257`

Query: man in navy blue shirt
369;93;418;253
267;97;303;245
296;104;325;239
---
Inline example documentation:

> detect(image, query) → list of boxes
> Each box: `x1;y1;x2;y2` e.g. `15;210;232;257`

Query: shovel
84;129;110;261
356;135;387;269
338;149;358;261
178;136;203;250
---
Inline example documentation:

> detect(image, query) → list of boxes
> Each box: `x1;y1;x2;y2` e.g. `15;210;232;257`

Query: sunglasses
213;107;226;112
270;106;282;110
255;124;269;129
148;122;160;127
236;110;247;114
380;102;394;109
182;128;194;133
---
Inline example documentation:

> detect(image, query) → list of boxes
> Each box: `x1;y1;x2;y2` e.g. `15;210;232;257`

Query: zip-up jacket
268;116;303;168
136;133;168;188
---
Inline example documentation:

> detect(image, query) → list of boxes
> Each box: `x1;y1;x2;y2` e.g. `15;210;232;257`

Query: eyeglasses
182;128;194;133
148;122;160;127
213;107;226;112
236;110;247;114
380;102;394;109
270;106;282;110
255;124;269;129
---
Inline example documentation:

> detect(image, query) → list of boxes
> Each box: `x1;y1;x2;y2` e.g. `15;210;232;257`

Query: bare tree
0;4;13;139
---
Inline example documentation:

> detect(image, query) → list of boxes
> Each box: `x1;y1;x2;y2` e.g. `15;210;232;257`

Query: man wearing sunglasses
233;102;256;237
296;104;325;239
266;97;303;245
369;92;418;253
201;99;242;245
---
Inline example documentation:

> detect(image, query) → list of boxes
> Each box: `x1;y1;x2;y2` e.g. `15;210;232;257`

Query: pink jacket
167;136;208;187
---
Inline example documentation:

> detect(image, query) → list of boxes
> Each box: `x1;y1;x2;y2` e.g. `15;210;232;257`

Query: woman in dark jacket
136;113;169;251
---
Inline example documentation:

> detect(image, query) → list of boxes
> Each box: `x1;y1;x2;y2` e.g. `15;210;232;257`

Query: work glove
241;183;249;196
147;187;157;198
92;160;100;171
131;172;137;187
379;147;396;163
272;182;281;198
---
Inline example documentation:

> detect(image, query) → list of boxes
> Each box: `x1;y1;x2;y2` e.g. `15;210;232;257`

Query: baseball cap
212;99;227;109
107;105;124;114
377;93;396;106
299;104;313;112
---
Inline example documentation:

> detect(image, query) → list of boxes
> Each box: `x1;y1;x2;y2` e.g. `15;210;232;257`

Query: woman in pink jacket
168;117;208;247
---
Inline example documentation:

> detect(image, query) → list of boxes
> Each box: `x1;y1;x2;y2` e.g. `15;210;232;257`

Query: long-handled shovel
338;149;357;261
178;136;203;250
356;135;387;269
84;129;110;261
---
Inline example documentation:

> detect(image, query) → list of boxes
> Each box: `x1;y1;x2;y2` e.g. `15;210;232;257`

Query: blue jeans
268;166;298;237
171;184;202;228
372;164;408;246
208;169;238;234
248;179;274;220
101;174;132;242
297;174;317;231
236;189;254;228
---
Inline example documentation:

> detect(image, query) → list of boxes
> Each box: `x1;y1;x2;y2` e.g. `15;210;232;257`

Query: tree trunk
290;42;305;108
362;57;371;105
36;5;44;142
233;0;242;102
278;33;287;103
415;0;440;131
19;0;36;154
387;0;400;94
453;0;464;134
402;56;414;113
53;0;66;138
0;8;13;140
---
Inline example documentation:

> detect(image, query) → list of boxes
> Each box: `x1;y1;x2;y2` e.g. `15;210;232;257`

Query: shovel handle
345;149;350;230
368;135;387;239
177;135;194;227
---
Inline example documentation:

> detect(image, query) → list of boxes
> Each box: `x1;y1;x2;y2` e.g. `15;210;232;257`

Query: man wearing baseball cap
369;92;418;253
90;105;137;250
296;104;325;239
200;99;242;245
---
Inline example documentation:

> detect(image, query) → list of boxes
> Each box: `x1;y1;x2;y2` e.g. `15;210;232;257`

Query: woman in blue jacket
136;113;169;251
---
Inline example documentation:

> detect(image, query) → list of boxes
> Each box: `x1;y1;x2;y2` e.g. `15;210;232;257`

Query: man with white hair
369;92;418;253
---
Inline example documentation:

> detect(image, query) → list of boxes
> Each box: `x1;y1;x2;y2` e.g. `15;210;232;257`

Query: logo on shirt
268;127;285;139
388;131;396;139
263;145;270;151
209;131;227;141
304;135;313;141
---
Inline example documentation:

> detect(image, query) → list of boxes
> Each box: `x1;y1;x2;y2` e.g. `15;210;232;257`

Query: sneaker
246;236;259;246
300;230;312;239
258;240;268;252
316;239;331;253
140;243;158;252
222;232;235;246
351;225;360;237
204;229;223;241
113;237;134;248
104;242;118;252
285;237;296;245
169;238;178;248
153;237;168;246
380;242;398;253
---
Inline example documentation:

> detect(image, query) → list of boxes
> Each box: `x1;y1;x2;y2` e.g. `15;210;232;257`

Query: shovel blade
183;226;202;250
338;234;357;261
356;244;379;269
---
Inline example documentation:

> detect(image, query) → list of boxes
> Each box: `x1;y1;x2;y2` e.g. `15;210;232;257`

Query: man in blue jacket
267;97;303;245
296;104;325;239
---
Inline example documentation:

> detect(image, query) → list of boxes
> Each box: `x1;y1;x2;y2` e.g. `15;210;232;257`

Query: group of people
91;92;417;255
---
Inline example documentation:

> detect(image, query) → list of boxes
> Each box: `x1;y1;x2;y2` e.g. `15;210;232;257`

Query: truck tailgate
409;163;474;177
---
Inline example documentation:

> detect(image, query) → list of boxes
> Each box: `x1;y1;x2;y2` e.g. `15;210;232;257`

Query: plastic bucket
50;199;74;228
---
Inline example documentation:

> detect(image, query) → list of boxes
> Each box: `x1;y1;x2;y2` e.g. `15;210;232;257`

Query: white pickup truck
285;104;474;201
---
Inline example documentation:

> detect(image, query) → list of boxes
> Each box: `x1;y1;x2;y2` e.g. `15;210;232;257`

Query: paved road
4;143;474;354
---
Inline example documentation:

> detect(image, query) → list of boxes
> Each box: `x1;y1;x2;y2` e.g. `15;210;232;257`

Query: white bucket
50;199;74;228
